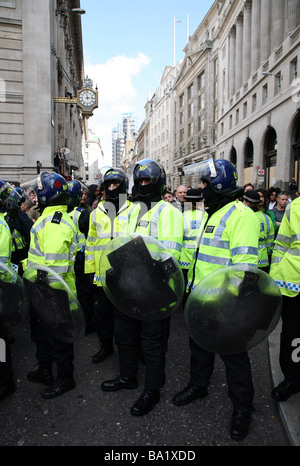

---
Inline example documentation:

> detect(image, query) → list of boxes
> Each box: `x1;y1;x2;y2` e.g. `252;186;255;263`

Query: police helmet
133;159;166;195
67;180;83;208
35;172;70;207
104;168;128;194
98;166;113;187
0;180;10;199
200;159;238;195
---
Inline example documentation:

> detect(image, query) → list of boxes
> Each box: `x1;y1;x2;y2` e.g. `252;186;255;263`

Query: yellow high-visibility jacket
85;199;141;286
187;200;259;290
270;197;300;297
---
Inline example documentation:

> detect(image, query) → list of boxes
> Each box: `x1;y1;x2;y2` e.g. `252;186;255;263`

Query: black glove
238;271;260;297
5;198;20;219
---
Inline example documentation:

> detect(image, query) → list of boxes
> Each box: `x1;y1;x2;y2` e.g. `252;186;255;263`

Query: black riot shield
184;264;282;354
23;264;85;343
100;235;184;321
0;262;28;332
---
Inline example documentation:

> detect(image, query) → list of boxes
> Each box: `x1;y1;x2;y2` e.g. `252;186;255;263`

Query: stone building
134;0;300;192
0;0;86;184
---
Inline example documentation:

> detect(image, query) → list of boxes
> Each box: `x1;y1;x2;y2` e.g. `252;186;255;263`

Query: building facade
0;0;86;184
82;128;105;184
131;0;300;193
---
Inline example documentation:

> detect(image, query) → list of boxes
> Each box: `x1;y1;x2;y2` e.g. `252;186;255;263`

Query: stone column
251;0;261;73
229;26;236;97
271;0;285;50
235;13;243;90
242;0;252;83
260;0;271;63
287;0;300;33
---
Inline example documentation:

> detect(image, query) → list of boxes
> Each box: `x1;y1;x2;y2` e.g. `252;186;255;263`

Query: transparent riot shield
23;264;85;343
0;262;29;332
184;264;282;354
99;234;184;321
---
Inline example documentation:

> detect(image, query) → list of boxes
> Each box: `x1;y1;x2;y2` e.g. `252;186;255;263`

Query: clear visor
183;158;216;178
98;166;113;185
0;183;23;203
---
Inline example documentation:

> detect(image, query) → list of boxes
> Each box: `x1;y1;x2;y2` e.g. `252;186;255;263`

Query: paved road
0;308;289;448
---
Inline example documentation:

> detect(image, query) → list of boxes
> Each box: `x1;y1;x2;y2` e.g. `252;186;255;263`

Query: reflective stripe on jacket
179;208;207;269
26;205;77;295
187;200;259;290
0;213;12;266
270;197;300;297
135;199;184;261
84;199;141;286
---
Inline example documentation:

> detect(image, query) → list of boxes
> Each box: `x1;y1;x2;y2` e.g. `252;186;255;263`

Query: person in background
173;185;188;212
243;183;254;192
267;187;280;210
272;192;288;232
163;190;175;203
256;189;275;266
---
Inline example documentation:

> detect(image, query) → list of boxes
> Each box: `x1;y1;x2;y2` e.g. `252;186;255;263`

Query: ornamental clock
77;86;98;115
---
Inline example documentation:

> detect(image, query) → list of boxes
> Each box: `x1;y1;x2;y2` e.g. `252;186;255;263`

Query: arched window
244;138;254;168
230;146;237;166
264;127;277;188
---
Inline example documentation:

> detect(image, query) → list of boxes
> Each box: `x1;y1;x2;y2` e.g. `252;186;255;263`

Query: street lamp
56;7;86;16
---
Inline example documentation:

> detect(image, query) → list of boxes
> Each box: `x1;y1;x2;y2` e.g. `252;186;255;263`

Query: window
290;57;298;83
243;101;247;119
198;71;205;90
252;93;257;112
262;84;268;104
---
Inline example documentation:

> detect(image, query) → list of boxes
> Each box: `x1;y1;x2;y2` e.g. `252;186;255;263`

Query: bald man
173;185;188;212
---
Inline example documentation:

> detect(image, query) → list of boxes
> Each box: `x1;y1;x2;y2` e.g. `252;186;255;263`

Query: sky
80;0;215;164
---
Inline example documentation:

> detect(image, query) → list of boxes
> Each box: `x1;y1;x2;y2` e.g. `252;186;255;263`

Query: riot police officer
67;180;95;333
25;172;78;399
0;200;15;402
172;159;259;441
102;159;184;416
85;168;140;363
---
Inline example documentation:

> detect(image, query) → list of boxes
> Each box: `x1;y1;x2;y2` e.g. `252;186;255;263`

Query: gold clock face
79;89;96;107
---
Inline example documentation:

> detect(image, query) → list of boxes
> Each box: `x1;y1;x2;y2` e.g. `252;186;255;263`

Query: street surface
0;307;289;448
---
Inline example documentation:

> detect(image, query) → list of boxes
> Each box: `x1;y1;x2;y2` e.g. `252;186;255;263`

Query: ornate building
0;0;87;184
134;0;300;192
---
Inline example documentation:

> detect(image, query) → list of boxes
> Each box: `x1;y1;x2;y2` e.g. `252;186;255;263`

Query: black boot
101;375;138;392
130;390;160;416
230;408;252;441
27;363;54;386
41;377;75;399
92;343;114;363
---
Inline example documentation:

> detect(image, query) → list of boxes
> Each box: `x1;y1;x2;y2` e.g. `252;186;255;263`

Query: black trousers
115;311;171;391
189;336;254;412
30;314;74;380
74;255;95;330
279;294;300;384
93;286;115;345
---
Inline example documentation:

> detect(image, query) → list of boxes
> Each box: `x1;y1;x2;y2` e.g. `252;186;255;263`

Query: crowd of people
0;159;299;442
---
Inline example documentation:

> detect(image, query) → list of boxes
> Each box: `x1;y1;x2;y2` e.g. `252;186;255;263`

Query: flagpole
174;17;176;66
187;14;189;42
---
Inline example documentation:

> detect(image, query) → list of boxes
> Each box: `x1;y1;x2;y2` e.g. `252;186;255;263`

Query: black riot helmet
133;159;166;201
103;168;128;202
